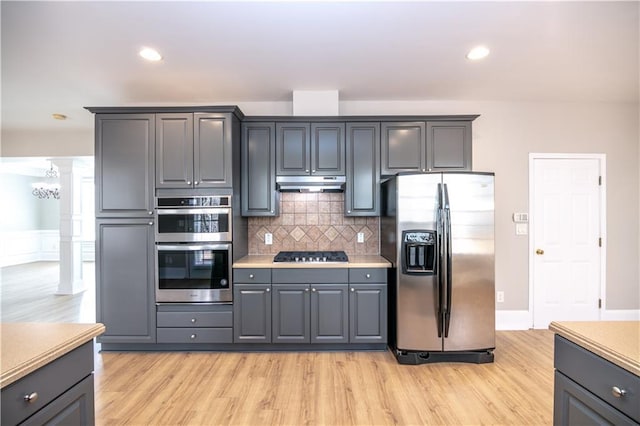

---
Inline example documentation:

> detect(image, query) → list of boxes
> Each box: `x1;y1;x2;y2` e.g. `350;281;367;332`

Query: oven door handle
156;243;231;251
156;208;231;215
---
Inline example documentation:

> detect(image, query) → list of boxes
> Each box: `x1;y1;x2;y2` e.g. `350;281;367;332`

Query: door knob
536;249;544;255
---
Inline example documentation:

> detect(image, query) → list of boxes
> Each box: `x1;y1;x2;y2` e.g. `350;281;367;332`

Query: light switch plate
516;223;528;235
265;233;273;245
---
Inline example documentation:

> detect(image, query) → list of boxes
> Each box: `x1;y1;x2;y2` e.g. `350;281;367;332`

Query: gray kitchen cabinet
272;284;310;343
276;122;345;176
381;120;472;175
95;113;155;217
156;303;233;344
311;284;349;343
553;335;639;425
1;342;95;426
96;218;155;344
156;113;233;189
427;121;472;171
349;269;388;344
345;122;380;216
233;283;272;343
241;122;278;216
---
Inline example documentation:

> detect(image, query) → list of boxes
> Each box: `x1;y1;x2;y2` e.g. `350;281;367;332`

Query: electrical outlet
357;232;365;243
265;233;273;245
496;291;504;303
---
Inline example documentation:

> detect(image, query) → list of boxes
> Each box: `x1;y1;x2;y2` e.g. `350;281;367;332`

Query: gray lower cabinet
345;122;380;216
311;284;349;343
95;113;155;217
241;122;278;216
381;120;472;175
157;304;233;344
272;284;310;343
349;269;388;343
1;342;95;426
156;113;234;189
233;268;272;343
96;218;155;344
553;335;639;425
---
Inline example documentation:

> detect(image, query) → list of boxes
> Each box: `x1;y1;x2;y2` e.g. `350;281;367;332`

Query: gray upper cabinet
427;121;472;171
345;122;380;216
156;113;232;189
241;122;278;216
96;218;156;344
381;121;426;175
276;122;345;176
381;120;472;175
95;114;155;217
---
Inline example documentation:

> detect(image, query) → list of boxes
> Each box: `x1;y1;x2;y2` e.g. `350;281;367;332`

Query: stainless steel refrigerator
381;172;495;364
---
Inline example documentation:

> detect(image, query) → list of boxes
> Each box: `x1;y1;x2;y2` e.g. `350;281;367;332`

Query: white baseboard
601;309;640;321
496;310;531;330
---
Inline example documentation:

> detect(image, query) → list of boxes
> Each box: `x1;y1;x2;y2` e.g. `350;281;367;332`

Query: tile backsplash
248;192;379;256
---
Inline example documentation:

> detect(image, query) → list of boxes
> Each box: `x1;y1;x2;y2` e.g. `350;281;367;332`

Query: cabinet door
96;218;156;344
311;284;348;343
427;121;472;171
95;114;155;217
20;375;94;426
272;284;310;343
554;371;636;426
194;113;232;188
276;122;311;175
311;122;345;176
155;113;194;189
233;284;272;343
241;122;278;216
381;121;426;175
349;284;388;343
345;122;380;216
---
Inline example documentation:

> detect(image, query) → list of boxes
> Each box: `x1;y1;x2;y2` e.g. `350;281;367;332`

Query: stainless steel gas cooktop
273;251;349;263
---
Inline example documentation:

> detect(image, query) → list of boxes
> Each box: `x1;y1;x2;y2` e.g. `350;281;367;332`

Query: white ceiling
1;1;639;134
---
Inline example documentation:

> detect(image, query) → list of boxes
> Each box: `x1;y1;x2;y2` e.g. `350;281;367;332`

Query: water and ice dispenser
401;230;437;275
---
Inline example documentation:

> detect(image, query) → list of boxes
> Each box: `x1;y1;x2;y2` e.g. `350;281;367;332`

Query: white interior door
531;156;604;329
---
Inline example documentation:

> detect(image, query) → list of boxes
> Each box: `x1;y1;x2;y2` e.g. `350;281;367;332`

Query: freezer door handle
437;183;445;338
443;183;453;338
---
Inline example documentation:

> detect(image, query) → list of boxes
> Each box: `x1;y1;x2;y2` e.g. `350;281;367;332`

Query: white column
53;158;86;295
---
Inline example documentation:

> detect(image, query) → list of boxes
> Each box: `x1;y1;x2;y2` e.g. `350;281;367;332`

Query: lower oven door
156;243;232;303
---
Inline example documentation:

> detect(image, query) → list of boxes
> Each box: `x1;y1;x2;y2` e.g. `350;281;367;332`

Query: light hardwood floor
2;262;554;425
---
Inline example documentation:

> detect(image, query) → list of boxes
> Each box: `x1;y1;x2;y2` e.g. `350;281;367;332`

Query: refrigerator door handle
443;183;453;338
436;183;444;338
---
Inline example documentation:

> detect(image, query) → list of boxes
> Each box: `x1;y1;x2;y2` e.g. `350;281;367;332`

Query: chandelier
32;163;60;200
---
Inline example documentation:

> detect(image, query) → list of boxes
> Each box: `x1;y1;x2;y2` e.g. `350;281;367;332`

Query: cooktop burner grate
273;251;349;263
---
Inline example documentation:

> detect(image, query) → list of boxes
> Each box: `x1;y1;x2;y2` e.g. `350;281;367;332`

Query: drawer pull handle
191;318;196;324
190;334;197;339
612;386;627;398
312;288;316;292
366;273;371;279
24;392;39;403
266;288;270;292
249;274;254;279
351;288;355;292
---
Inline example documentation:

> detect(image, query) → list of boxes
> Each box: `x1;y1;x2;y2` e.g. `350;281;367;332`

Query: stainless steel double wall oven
155;195;234;303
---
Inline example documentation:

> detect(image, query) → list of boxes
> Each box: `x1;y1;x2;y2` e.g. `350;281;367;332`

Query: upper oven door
155;207;232;242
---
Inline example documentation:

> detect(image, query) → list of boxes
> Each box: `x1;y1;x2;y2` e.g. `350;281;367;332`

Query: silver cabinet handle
612;386;627;398
187;181;191;185
24;392;38;403
249;274;254;279
148;222;154;226
366;273;371;279
194;181;199;185
351;288;355;292
312;170;316;173
312;288;316;292
265;288;270;292
148;211;153;215
305;169;309;172
190;334;197;339
347;210;351;213
191;318;196;324
305;288;309;292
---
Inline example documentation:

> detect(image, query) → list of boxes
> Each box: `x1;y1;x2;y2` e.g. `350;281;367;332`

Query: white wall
2;99;638;313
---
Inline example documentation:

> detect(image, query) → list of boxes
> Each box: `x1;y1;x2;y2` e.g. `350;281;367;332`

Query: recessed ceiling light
466;46;490;61
139;47;162;62
52;113;67;120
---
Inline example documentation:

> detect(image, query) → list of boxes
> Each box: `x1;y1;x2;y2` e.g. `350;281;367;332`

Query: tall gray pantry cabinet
94;114;156;344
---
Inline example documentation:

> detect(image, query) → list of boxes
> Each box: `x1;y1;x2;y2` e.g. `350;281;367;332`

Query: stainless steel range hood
276;176;346;192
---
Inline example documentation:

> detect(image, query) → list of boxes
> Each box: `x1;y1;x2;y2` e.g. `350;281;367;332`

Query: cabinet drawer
272;268;348;284
349;268;386;283
157;328;232;343
157;311;232;328
234;268;271;283
1;342;94;426
555;335;640;422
